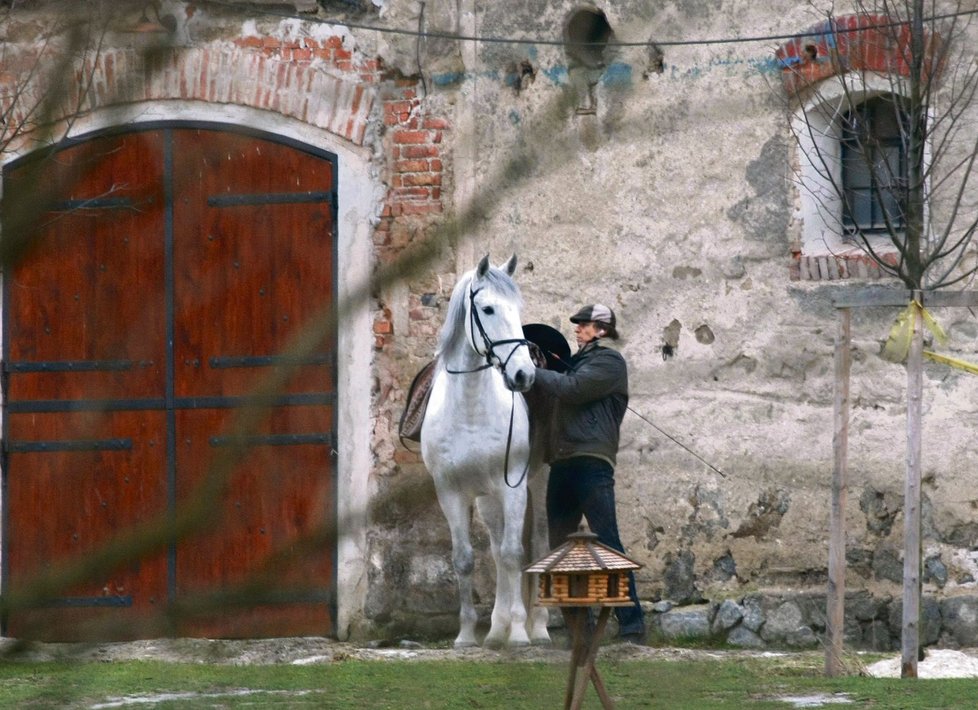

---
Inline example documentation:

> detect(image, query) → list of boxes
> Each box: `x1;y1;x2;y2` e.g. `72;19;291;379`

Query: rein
443;285;532;488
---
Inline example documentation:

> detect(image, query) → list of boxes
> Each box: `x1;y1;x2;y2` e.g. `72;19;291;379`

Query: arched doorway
2;123;338;640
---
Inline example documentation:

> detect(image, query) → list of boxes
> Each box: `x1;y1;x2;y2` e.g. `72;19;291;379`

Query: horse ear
477;254;490;277
503;254;518;276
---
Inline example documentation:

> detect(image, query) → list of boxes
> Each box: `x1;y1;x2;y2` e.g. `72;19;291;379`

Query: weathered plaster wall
364;0;978;643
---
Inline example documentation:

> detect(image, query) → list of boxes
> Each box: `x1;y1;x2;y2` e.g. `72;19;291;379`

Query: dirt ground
0;635;783;666
3;636;976;679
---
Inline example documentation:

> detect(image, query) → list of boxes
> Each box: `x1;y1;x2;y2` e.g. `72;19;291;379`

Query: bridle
445;285;532;488
445;286;531;376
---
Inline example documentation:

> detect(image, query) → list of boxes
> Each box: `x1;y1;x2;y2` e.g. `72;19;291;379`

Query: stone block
889;597;942;647
785;625;818;648
711;599;744;634
658;604;712;640
760;600;803;642
727;626;765;648
939;596;978;647
741;597;765;632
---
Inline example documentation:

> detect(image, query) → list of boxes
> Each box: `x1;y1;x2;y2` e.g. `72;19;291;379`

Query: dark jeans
546;456;645;637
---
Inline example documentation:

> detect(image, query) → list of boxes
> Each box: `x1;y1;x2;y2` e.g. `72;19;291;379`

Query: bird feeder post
523;525;643;710
565;606;614;710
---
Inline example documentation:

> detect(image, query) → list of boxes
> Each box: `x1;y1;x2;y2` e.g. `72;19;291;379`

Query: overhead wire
198;0;978;49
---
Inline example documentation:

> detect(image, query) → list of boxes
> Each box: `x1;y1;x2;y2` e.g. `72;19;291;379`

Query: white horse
421;254;551;649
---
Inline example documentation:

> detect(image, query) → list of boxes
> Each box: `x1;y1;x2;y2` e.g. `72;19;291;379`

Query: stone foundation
649;591;978;651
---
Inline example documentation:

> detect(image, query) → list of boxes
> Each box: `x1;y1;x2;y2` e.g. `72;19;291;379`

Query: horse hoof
454;640;478;649
530;638;553;648
508;640;530;649
482;638;505;651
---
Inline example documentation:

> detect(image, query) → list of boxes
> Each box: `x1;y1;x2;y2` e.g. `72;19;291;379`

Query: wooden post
564;609;587;710
826;307;851;677
567;607;614;710
901;295;924;678
826;288;978;679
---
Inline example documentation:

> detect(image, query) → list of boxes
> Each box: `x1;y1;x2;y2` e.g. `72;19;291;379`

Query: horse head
453;254;535;392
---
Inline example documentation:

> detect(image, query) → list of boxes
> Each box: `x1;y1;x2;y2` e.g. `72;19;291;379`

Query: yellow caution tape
881;300;978;375
880;300;948;363
923;350;978;376
920;306;948;348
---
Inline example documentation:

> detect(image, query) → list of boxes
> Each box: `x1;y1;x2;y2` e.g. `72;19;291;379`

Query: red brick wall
776;14;943;96
790;250;900;281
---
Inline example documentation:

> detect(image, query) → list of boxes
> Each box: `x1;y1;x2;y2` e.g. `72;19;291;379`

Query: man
532;304;646;643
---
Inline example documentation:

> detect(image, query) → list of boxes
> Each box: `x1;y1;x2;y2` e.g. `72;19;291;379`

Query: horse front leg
478;491;530;649
437;489;479;648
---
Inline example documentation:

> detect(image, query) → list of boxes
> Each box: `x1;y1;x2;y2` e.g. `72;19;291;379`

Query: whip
537;344;728;479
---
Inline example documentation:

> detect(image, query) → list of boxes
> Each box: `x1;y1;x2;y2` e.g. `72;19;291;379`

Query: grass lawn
1;651;978;709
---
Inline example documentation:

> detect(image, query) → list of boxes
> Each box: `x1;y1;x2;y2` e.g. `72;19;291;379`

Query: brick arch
776;14;944;96
3;44;374;146
2;32;447;231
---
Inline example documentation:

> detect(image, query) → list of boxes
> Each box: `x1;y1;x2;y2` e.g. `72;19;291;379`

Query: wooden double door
1;125;337;640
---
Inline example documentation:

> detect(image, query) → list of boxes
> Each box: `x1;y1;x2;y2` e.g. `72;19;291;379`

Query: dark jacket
532;340;628;466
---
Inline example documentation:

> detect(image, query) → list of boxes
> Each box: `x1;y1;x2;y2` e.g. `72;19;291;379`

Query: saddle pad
399;359;437;443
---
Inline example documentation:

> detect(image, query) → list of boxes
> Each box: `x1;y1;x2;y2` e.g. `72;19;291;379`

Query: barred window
841;96;909;233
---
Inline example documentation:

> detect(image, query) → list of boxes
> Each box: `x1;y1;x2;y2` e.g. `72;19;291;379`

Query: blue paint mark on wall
509;109;521;126
669;55;783;78
432;70;502;86
542;65;569;84
751;57;783;74
432;72;464;87
601;62;632;87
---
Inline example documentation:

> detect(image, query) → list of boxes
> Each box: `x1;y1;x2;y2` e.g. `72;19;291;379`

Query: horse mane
436;264;523;358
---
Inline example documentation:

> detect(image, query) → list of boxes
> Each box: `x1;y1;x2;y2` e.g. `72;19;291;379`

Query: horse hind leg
524;465;552;646
478;493;531;649
437;489;479;648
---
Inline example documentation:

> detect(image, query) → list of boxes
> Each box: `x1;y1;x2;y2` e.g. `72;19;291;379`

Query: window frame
792;74;927;262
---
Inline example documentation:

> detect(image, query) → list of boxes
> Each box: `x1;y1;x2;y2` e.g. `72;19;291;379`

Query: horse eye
482;306;494;315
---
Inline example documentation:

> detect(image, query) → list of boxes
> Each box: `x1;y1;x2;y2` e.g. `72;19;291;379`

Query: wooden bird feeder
524;525;643;710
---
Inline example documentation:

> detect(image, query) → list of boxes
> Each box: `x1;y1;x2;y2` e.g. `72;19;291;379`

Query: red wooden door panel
4;132;167;403
5;410;169;641
173;406;335;637
170;129;335;399
169;128;335;635
2;125;337;640
3;132;169;641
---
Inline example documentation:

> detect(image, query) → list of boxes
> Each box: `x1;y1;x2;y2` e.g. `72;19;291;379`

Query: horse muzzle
503;366;535;393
